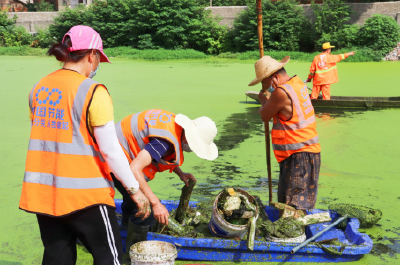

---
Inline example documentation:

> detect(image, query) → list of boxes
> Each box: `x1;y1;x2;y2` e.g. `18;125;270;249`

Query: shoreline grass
218;48;385;62
0;46;385;62
0;46;210;60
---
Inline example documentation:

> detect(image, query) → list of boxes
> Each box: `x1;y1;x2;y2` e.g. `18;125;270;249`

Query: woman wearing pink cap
19;25;150;264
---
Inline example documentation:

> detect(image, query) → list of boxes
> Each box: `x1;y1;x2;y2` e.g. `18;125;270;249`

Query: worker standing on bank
114;109;218;254
249;56;321;211
306;42;356;100
19;25;150;265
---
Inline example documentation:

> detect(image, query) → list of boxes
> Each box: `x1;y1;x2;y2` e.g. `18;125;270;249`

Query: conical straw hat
248;56;290;86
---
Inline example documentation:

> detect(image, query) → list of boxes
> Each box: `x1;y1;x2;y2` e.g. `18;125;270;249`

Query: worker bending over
114;109;218;252
306;42;356;100
249;56;321;212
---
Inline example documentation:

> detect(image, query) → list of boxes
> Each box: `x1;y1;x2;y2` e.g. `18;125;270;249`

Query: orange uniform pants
311;85;331;100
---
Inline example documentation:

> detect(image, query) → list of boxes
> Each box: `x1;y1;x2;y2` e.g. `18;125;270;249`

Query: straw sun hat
248;56;290;86
175;114;218;161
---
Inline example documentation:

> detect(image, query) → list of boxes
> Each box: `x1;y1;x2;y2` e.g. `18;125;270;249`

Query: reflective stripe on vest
273;135;319;151
28;79;105;162
129;112;182;166
315;65;337;74
24;171;114;189
21;71;115;217
272;83;319;151
28;83;37;111
273;84;316;131
115;119;156;181
282;83;306;121
273;115;316;131
115;120;135;161
115;110;184;181
271;76;320;161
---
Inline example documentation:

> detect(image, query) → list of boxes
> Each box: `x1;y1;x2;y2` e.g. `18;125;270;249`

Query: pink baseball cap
62;25;110;63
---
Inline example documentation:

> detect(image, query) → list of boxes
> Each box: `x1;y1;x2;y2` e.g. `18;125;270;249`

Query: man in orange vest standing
249;56;321;212
114;109;218;254
306;42;356;100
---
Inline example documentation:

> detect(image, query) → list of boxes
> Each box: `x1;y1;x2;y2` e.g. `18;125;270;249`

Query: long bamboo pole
256;0;273;203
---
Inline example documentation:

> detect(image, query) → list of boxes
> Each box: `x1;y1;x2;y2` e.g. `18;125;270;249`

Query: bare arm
259;88;292;122
130;149;170;225
173;167;197;187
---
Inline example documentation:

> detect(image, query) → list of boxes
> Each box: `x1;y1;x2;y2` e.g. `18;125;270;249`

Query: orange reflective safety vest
308;53;349;85
19;69;115;217
271;76;321;163
115;109;184;181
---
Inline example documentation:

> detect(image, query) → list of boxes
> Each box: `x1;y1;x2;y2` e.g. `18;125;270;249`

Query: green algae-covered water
0;56;399;264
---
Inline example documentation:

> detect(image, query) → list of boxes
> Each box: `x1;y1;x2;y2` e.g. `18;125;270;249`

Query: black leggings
37;205;123;265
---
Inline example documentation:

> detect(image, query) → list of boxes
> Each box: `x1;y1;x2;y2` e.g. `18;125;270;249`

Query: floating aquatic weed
315;239;347;255
329;203;382;228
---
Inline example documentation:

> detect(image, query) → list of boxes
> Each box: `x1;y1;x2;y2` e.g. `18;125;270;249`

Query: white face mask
182;139;192;153
89;53;100;79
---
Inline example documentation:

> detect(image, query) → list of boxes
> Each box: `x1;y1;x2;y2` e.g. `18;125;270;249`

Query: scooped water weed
328;203;382;228
262;217;305;239
153;199;218;239
217;188;257;225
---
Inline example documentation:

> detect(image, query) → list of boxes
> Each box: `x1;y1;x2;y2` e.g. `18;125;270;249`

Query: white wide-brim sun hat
175;114;218;161
248;56;290;86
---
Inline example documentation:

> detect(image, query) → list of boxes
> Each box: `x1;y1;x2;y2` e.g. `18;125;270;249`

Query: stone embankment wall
304;2;400;25
205;6;247;28
8;1;400;33
7;12;58;33
207;2;400;28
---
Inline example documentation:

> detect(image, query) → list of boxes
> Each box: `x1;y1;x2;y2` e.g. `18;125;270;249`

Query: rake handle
256;0;273;203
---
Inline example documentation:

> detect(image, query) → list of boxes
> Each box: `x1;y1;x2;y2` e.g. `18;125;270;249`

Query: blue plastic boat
115;199;373;262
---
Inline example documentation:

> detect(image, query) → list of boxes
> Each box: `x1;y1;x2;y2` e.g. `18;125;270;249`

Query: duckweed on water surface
1;58;400;264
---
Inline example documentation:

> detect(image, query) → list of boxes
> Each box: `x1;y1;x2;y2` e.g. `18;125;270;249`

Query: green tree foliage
200;0;249;6
49;0;227;54
32;29;56;48
357;14;400;54
229;0;311;52
0;11;32;47
311;0;352;49
317;24;359;49
0;11;16;27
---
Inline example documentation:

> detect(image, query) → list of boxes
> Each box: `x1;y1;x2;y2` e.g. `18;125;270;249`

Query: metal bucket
209;189;259;239
130;240;177;265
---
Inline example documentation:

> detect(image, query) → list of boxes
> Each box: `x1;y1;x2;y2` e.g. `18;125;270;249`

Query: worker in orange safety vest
114;109;218;258
249;55;321;212
20;25;150;264
306;42;356;100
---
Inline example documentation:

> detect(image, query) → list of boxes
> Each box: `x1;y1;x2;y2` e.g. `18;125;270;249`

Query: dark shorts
278;152;321;210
